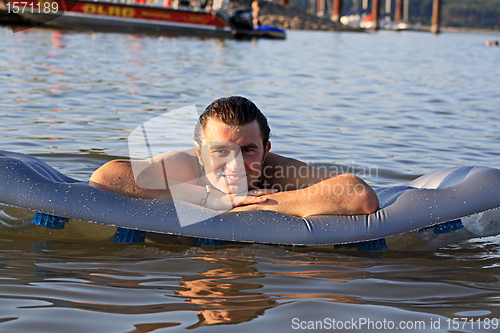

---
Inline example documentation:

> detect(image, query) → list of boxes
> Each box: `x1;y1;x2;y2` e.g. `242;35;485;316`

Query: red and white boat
5;0;285;39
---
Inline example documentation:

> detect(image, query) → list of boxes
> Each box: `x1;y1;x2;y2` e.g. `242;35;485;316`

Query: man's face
195;118;270;194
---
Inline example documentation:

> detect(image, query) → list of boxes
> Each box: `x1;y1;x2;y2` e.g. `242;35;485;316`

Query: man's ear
263;141;271;161
194;142;204;166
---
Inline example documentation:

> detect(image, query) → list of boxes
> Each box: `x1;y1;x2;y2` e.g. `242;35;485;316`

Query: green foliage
442;0;500;29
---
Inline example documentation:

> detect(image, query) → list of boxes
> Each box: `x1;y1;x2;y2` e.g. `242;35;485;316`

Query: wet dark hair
194;96;271;147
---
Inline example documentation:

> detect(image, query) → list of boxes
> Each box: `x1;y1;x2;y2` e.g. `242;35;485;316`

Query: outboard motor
229;8;254;31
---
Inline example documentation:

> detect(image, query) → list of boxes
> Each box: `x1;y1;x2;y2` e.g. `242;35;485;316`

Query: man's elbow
356;191;379;214
353;182;379;214
341;174;379;215
89;165;108;190
89;160;130;192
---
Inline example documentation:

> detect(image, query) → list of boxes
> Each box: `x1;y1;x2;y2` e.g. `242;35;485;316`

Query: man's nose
225;151;244;172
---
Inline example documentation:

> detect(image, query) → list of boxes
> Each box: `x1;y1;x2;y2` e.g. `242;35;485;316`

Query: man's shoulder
263;152;287;168
261;152;337;190
148;150;200;182
154;149;197;162
263;152;302;170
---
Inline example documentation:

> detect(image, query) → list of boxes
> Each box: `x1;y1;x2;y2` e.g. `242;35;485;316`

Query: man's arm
233;173;378;217
89;151;195;199
237;153;379;217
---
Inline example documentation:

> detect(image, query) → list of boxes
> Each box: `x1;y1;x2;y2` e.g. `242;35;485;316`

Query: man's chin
216;183;249;195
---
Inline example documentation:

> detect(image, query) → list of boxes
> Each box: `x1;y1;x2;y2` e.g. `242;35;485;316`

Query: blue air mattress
1;150;500;250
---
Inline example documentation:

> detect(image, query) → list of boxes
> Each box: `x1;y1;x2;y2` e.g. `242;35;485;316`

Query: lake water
1;24;500;332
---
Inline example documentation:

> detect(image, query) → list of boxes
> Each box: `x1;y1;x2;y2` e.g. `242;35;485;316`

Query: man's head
194;96;271;147
194;96;271;194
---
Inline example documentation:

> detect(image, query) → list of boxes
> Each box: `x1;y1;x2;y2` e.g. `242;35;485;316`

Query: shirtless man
89;96;379;218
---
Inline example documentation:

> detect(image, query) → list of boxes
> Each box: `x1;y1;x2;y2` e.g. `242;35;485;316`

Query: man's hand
206;188;278;211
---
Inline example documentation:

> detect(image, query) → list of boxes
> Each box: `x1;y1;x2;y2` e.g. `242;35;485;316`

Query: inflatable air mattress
1;150;500;251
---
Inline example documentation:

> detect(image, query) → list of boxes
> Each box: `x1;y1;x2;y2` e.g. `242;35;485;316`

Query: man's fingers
229;190;278;207
234;195;268;207
247;189;278;196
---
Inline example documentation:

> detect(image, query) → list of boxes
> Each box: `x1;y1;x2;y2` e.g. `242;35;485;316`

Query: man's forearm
233;174;379;217
89;160;172;199
89;161;214;205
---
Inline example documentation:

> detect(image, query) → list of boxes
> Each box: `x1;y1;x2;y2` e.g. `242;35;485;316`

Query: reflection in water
1;238;500;331
176;257;276;327
125;322;180;333
50;31;64;50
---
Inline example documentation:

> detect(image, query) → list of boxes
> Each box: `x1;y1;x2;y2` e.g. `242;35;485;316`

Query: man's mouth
221;173;246;183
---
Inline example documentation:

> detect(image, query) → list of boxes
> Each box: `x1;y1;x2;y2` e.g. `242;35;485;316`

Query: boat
7;0;285;39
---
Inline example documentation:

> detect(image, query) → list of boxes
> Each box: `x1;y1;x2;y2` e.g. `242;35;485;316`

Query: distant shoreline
434;26;500;35
3;0;499;35
235;1;500;34
230;1;364;32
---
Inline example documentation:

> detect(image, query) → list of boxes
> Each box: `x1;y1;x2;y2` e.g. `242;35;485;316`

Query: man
89;96;379;217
